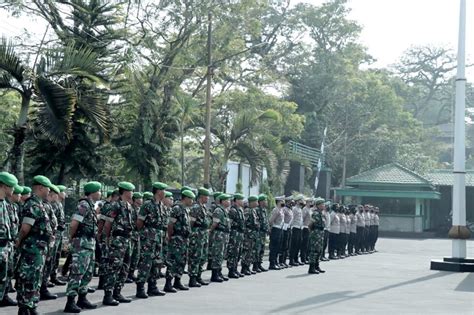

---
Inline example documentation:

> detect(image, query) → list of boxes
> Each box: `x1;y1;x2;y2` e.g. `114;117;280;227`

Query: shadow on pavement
270;271;452;313
455;273;474;292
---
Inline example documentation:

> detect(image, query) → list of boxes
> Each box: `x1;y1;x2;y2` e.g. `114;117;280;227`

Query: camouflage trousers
42;238;58;285
7;242;17;286
257;232;267;264
129;238;140;275
15;247;46;309
308;229;324;265
104;236;131;291
166;236;188;278
188;229;208;277
51;234;63;277
201;232;209;271
0;245;10;300
210;230;229;269
66;245;95;296
241;230;258;267
226;230;244;269
98;239;108;276
136;235;162;284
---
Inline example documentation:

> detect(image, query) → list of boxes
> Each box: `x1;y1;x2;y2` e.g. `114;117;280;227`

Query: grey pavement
3;238;474;315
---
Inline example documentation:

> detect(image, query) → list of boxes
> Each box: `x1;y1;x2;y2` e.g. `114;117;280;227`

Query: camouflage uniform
15;194;53;310
166;202;190;278
136;199;165;284
5;200;19;293
308;209;325;267
226;205;245;271
41;201;58;288
98;201;114;277
210;205;230;269
0;199;11;300
160;205;170;271
256;205;269;266
241;206;259;269
188;202;211;277
51;201;66;279
66;198;98;296
104;199;133;292
129;204;141;277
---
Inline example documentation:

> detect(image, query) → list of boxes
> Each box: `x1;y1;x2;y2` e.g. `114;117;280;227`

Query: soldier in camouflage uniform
160;191;173;279
226;193;245;278
210;194;231;282
39;184;59;301
206;191;221;270
63;181;102;313
135;182;168;299
50;185;67;287
241;195;259;276
16;175;54;315
163;189;194;293
0;172;17;308
255;194;269;272
126;192;143;283
308;198;326;274
188;187;211;288
102;182;135;306
96;190;119;290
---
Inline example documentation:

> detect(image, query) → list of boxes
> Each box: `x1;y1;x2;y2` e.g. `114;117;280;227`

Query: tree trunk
180;126;185;186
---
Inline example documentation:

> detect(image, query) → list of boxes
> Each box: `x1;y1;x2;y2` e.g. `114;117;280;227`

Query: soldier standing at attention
278;197;293;268
63;181;102;313
355;205;365;255
363;205;371;253
127;192;143;283
255;194;269;272
135;182;168;299
268;196;285;270
328;204;340;259
241;195;259;276
164;189;194;293
300;198;312;265
102;182;135;306
227;193;245;278
289;195;304;266
188;187;211;287
16;175;54;315
0;172;18;308
160;191;173;279
373;207;380;252
321;201;331;261
210;194;231;282
50;185;67;286
308;198;326;275
206;191;222;271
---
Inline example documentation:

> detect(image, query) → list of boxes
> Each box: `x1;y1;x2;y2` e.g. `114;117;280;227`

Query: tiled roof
426;169;474;187
346;163;432;186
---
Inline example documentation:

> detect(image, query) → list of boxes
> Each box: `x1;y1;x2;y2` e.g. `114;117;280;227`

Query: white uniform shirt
374;214;380;226
356;211;365;227
350;214;357;233
291;206;303;229
329;211;340;234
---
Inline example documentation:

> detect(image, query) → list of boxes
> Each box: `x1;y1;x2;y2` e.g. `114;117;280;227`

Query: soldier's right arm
136;202;148;230
16;202;40;247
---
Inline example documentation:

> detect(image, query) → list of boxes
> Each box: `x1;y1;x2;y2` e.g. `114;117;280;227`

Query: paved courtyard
4;238;474;314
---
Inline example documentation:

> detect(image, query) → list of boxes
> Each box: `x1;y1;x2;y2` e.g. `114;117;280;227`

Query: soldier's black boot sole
64;296;82;313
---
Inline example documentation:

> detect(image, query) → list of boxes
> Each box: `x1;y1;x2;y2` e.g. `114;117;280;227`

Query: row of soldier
0;172;379;315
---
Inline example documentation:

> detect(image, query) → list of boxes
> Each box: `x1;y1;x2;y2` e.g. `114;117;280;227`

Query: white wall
226;161;266;198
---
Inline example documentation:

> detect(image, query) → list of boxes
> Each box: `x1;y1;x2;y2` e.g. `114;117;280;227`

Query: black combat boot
148;280;166;296
308;263;319;274
18;306;29;315
241;265;251;276
64;296;81;313
40;283;58;300
228;268;239;279
269;262;280;270
50;273;66;286
173;277;189;290
136;282;148;299
188;276;201;288
0;293;17;306
219;268;229;281
197;273;209;285
258;264;268;272
28;307;39;315
163;277;177;293
236;268;244;277
252;263;261;273
210;269;224;283
315;265;326;273
102;290;119;306
113;288;132;303
77;293;97;309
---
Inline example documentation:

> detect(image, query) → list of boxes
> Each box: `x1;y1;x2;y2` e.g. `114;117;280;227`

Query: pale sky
0;0;471;78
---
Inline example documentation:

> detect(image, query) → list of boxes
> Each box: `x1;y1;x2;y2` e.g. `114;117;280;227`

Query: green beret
180;186;193;193
315;197;325;205
258;194;267;202
197;187;210;196
106;190;114;198
57;185;67;192
213;192;222;200
0;171;18;187
143;191;153;200
152;182;168;190
248;195;258;202
182;189;195;199
33;175;53;189
13;184;23;195
233;193;245;200
165;191;173;198
50;184;60;194
21;186;31;195
133;192;143;199
84;181;102;194
218;193;231;201
118;181;135;191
